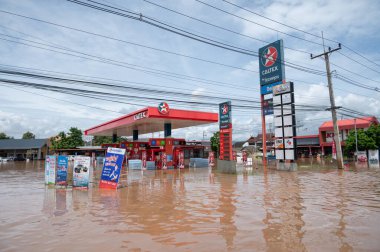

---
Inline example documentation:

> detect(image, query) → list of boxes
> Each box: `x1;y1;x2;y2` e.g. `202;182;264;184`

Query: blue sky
0;0;379;141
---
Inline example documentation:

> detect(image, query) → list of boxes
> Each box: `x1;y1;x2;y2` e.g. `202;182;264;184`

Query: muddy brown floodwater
0;160;379;252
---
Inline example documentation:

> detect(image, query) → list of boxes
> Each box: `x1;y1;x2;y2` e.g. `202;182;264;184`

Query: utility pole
354;118;358;160
311;32;343;169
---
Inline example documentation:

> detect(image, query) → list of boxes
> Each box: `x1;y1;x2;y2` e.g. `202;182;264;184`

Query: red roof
85;106;218;136
319;116;378;131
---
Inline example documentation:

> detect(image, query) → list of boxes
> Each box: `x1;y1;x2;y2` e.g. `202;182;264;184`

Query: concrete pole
324;52;344;169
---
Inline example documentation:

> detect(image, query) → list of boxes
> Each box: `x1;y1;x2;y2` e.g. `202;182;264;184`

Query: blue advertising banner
99;147;126;189
57;156;68;186
219;101;232;129
260;81;282;95
263;99;274;115
259;40;285;86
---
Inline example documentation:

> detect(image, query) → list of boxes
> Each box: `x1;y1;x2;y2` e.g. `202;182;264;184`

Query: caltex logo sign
258;40;285;86
221;104;229;115
261;46;278;67
158;102;169;114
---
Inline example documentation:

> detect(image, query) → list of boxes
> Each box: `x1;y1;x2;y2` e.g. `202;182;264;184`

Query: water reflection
1;161;380;251
262;171;306;252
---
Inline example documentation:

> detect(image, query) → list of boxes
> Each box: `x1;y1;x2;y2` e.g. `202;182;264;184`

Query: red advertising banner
162;152;167;170
208;151;215;167
178;150;184;169
232;151;237;161
141;150;147;170
242;151;247;165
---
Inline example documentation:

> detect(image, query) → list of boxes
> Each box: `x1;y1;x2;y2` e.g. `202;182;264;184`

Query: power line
142;0;309;55
338;51;380;75
222;0;380;69
194;0;325;47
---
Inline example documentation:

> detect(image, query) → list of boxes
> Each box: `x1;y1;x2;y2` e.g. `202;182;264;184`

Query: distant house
0;139;48;159
246;133;275;151
319;116;378;155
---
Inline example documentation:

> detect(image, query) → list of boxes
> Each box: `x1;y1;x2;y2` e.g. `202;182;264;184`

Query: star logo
158;102;169;114
261;46;278;67
222;104;229;115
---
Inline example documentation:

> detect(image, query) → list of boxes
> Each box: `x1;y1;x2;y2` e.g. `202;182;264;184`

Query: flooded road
0;161;379;251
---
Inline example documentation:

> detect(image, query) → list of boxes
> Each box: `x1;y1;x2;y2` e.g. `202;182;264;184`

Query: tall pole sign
219;101;233;161
259;40;285;162
273;82;297;161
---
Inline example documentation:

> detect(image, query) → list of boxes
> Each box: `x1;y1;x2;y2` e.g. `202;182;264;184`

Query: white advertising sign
275;139;284;149
282;93;292;104
275;128;283;138
274;117;283;127
284;138;294;148
285;149;295;160
73;156;91;188
282;104;292;115
357;151;367;163
284;126;294;137
283;115;293;126
368;150;379;168
274;106;282;116
273;82;291;95
45;155;56;185
273;95;281;106
275;149;284;159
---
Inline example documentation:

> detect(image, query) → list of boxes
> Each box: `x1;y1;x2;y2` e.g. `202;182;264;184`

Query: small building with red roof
319;116;378;154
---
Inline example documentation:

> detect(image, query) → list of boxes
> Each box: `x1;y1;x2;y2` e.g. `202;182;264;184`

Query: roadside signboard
73;156;91;188
219;101;232;129
99;147;126;189
45;155;56;185
368;150;379;168
56;156;68;186
259;40;285;86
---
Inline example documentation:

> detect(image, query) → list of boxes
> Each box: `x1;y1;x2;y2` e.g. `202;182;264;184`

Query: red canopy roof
319;116;378;131
85;106;218;136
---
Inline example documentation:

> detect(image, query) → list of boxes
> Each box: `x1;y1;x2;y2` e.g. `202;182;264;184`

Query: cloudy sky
0;0;379;141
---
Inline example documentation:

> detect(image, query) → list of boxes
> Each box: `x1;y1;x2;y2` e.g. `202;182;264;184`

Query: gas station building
84;104;218;169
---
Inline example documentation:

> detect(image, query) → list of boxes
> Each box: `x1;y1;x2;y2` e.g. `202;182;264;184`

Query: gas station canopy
84;106;219;137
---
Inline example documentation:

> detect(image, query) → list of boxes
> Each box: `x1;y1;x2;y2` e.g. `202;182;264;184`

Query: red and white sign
261;46;278;67
158;102;170;115
208;152;215;167
162;152;167;169
141;150;147;170
242;151;247;164
178;151;184;169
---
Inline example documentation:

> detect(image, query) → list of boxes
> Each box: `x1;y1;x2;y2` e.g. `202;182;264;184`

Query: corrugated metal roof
0;139;48;150
319;117;378;130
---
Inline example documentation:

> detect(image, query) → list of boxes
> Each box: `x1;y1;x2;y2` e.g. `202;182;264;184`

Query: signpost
99;147;126;189
259;40;286;163
219;101;233;161
273;82;297;162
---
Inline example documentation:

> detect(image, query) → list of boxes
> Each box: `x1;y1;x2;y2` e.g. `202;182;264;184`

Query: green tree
92;135;127;145
366;124;380;147
0;132;12;139
22;131;36;139
50;127;84;149
210;131;220;156
345;127;378;154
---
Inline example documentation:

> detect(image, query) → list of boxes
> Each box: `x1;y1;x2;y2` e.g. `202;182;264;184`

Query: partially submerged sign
99;147;126;189
45;155;56;185
56;156;68;186
73;156;91;188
